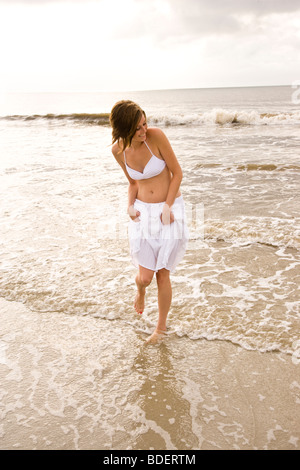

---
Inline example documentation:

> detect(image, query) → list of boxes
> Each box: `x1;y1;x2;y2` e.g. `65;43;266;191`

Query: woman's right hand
128;205;140;221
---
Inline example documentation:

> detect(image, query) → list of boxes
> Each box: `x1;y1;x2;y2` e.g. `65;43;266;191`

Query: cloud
170;0;300;16
165;0;300;39
0;0;299;91
109;0;300;47
2;0;299;11
3;0;300;43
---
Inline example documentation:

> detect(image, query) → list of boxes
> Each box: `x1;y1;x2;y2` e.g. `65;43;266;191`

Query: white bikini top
124;141;166;180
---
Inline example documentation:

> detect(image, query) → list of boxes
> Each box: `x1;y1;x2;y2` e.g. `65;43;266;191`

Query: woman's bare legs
134;265;154;314
134;266;172;343
146;268;172;344
156;268;172;331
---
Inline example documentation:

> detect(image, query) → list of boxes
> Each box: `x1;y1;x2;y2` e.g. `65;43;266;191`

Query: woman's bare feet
145;328;167;344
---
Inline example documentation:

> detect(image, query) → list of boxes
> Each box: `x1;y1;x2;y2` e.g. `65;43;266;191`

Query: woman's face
132;114;147;143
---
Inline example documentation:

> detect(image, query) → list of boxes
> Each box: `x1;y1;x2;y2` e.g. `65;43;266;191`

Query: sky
0;0;300;92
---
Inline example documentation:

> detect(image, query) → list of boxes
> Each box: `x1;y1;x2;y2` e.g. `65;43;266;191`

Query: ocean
0;86;300;449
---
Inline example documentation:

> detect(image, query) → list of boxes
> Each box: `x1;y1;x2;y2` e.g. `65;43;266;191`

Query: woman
110;100;188;343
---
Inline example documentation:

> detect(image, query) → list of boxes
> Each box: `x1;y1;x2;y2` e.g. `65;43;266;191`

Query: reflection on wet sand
129;342;200;450
0;298;299;450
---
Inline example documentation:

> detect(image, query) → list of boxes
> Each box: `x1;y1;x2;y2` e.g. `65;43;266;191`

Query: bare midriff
136;166;181;203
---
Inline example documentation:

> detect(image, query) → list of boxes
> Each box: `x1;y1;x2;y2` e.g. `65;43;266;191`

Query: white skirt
128;195;189;273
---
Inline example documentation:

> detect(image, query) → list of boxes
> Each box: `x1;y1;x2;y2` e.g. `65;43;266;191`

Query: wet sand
0;297;299;450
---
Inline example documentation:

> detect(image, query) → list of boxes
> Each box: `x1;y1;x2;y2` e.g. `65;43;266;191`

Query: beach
0;297;299;450
0;87;299;450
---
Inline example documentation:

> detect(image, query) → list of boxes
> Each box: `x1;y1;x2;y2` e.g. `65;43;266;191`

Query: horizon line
3;84;291;94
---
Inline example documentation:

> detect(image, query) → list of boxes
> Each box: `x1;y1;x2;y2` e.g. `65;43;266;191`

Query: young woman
110;100;188;343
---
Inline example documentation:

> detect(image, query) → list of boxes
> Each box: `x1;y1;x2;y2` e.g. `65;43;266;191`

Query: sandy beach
1;86;299;452
1;297;299;450
1;0;300;452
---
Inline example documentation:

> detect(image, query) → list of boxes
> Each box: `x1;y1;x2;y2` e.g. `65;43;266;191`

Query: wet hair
110;100;146;151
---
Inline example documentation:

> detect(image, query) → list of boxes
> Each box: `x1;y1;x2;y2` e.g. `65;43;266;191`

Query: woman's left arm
153;128;183;224
156;128;182;214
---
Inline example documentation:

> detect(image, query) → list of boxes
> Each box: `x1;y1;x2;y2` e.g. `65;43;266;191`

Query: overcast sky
1;0;300;92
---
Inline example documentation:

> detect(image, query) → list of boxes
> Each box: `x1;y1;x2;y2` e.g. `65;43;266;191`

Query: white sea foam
2;109;300;127
149;109;300;127
0;87;299;357
204;216;300;250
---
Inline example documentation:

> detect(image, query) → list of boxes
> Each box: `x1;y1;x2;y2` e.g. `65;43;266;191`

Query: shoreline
0;297;299;450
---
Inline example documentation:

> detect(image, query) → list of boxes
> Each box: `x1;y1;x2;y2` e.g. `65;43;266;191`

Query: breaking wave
1;109;300;127
150;109;300;127
0;113;111;125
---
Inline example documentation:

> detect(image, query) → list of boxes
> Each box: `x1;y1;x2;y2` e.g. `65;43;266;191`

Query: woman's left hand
160;204;175;225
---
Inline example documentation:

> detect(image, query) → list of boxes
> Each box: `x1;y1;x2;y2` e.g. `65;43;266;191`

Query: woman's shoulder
146;127;166;142
147;127;170;149
111;140;123;160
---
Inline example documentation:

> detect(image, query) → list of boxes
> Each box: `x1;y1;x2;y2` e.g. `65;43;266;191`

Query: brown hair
110;100;146;151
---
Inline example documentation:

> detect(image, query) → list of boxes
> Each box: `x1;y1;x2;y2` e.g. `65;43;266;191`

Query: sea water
0;86;299;355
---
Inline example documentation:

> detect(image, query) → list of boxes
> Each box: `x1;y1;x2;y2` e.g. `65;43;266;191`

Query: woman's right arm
112;143;140;220
127;181;140;219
